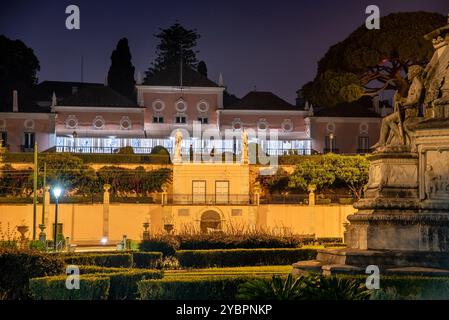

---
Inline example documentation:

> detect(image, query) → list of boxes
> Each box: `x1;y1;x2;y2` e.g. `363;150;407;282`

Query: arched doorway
200;210;222;233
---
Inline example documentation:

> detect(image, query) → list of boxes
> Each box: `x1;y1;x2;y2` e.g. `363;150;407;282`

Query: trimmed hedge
4;152;171;164
132;252;163;269
176;248;317;268
30;275;110;300
338;274;449;300
177;233;303;250
62;253;132;268
140;236;180;256
30;268;164;300
138;276;260;300
105;269;164;300
0;249;64;299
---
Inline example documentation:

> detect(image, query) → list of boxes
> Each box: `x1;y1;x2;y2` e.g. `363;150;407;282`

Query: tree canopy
107;38;136;100
302;12;447;107
144;22;200;79
0;35;40;111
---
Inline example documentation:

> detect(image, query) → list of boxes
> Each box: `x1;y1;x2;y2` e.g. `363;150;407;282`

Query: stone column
308;184;316;206
102;184;111;241
44;186;50;227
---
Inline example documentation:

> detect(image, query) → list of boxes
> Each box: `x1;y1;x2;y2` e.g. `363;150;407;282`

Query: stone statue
241;128;248;164
174;129;182;163
372;65;424;151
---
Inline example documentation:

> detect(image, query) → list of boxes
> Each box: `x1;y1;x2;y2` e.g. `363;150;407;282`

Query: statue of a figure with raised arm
174;129;183;163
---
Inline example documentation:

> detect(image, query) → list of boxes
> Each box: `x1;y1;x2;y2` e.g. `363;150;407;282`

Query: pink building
0;90;55;152
1;66;384;156
308;103;382;154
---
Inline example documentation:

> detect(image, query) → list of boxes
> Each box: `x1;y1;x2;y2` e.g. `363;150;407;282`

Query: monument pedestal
294;132;449;275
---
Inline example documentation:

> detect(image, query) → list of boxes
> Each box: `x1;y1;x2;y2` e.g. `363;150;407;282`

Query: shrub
30;275;110;300
78;265;128;274
105;269;163;300
366;275;449;300
237;274;370;300
176;233;303;250
132;252;163;269
151;145;170;156
117;146;135;154
140;235;180;256
175;248;317;268
138;276;258;300
62;253;132;268
0;249;64;299
237;274;306;300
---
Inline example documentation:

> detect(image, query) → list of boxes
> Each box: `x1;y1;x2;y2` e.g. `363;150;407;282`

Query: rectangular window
192;180;206;204
358;136;369;152
198;117;208;124
153;116;164;123
23;132;35;148
215;180;229;204
175;116;186;124
324;135;336;152
0;132;7;146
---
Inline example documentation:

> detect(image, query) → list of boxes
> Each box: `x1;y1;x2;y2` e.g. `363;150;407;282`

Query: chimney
72;86;78;94
12;90;18;112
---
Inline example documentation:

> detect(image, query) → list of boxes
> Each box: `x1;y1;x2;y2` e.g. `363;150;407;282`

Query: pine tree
144;22;200;80
107;38;136;100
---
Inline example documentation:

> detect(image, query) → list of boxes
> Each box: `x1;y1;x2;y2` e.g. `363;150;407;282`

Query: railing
56;146;153;154
260;193;356;205
55;145;312;156
168;194;253;205
260;194;309;204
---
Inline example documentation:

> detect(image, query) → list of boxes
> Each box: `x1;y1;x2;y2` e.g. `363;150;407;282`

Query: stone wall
0;203;355;244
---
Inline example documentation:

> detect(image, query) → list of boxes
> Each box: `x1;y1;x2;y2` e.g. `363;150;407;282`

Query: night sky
0;0;447;103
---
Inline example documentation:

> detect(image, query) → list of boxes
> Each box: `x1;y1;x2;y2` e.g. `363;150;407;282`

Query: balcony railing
168;194;253;205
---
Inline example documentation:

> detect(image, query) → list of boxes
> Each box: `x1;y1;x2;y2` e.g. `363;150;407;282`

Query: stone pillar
308;184;316;206
102;184;111;241
44;186;50;227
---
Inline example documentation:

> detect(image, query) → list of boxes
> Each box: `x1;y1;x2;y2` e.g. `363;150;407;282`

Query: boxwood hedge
175;248;317;268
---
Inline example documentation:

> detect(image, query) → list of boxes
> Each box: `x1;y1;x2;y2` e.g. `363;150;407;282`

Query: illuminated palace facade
0;66;383;155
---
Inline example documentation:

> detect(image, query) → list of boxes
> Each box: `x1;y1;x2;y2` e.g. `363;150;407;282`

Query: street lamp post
53;187;62;251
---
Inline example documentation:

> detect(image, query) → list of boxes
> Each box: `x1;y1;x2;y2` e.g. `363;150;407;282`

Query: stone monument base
293;249;449;277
